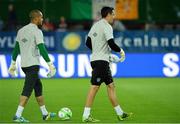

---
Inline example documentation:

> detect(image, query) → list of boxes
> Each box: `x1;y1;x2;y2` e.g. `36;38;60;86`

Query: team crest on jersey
93;32;97;37
21;38;28;43
96;77;101;82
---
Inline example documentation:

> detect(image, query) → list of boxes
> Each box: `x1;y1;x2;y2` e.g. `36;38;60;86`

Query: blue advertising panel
0;31;180;53
55;31;87;53
0;32;16;52
0;32;57;52
114;31;180;52
0;53;179;78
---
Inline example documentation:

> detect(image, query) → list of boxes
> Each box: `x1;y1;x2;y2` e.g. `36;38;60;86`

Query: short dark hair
101;6;114;18
29;9;42;20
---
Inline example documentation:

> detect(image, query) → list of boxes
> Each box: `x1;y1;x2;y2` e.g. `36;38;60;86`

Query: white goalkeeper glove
8;60;17;77
109;48;125;63
119;48;125;62
47;62;56;78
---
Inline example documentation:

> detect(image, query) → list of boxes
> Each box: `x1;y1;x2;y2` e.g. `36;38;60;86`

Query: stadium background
0;0;180;123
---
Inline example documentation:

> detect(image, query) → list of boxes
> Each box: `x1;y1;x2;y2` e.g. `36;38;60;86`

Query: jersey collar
29;23;38;28
102;19;110;26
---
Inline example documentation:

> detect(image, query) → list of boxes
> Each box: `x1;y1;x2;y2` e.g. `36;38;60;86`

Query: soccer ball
58;107;72;120
109;54;120;63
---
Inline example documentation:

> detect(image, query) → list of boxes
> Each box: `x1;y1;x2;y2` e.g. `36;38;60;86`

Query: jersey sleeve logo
93;32;97;37
96;77;101;82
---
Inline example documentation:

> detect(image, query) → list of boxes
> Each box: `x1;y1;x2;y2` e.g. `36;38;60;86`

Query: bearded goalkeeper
8;9;56;123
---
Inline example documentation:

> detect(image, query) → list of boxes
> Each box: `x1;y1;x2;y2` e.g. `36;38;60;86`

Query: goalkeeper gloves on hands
109;49;126;63
47;62;56;78
119;48;125;62
8;60;17;77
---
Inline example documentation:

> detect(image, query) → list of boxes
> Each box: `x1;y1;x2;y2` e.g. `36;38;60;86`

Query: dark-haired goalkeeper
82;7;132;122
8;10;56;123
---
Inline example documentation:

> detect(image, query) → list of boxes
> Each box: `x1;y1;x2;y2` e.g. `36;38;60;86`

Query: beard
37;21;43;28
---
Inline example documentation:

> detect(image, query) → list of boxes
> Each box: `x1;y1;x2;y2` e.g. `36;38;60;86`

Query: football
58;107;72;120
109;54;120;63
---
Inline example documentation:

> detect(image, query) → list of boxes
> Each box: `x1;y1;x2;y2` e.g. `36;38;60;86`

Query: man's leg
34;79;56;120
36;96;56;120
82;61;103;122
36;95;44;106
36;96;49;116
19;96;29;107
15;96;29;118
107;83;119;106
34;79;48;115
107;82;132;120
107;83;123;114
14;67;38;122
85;85;100;107
82;85;100;122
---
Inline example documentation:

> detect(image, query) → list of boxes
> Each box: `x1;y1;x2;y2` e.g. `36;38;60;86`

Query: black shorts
21;65;42;97
90;60;113;86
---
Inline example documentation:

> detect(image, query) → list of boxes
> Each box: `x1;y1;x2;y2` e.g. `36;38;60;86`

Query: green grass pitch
0;78;180;123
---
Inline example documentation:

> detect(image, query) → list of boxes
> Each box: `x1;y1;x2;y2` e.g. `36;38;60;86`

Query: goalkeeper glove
8;60;17;77
47;62;56;78
119;48;125;62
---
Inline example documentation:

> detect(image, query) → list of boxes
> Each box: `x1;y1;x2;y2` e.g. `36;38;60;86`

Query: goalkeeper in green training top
8;9;56;123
